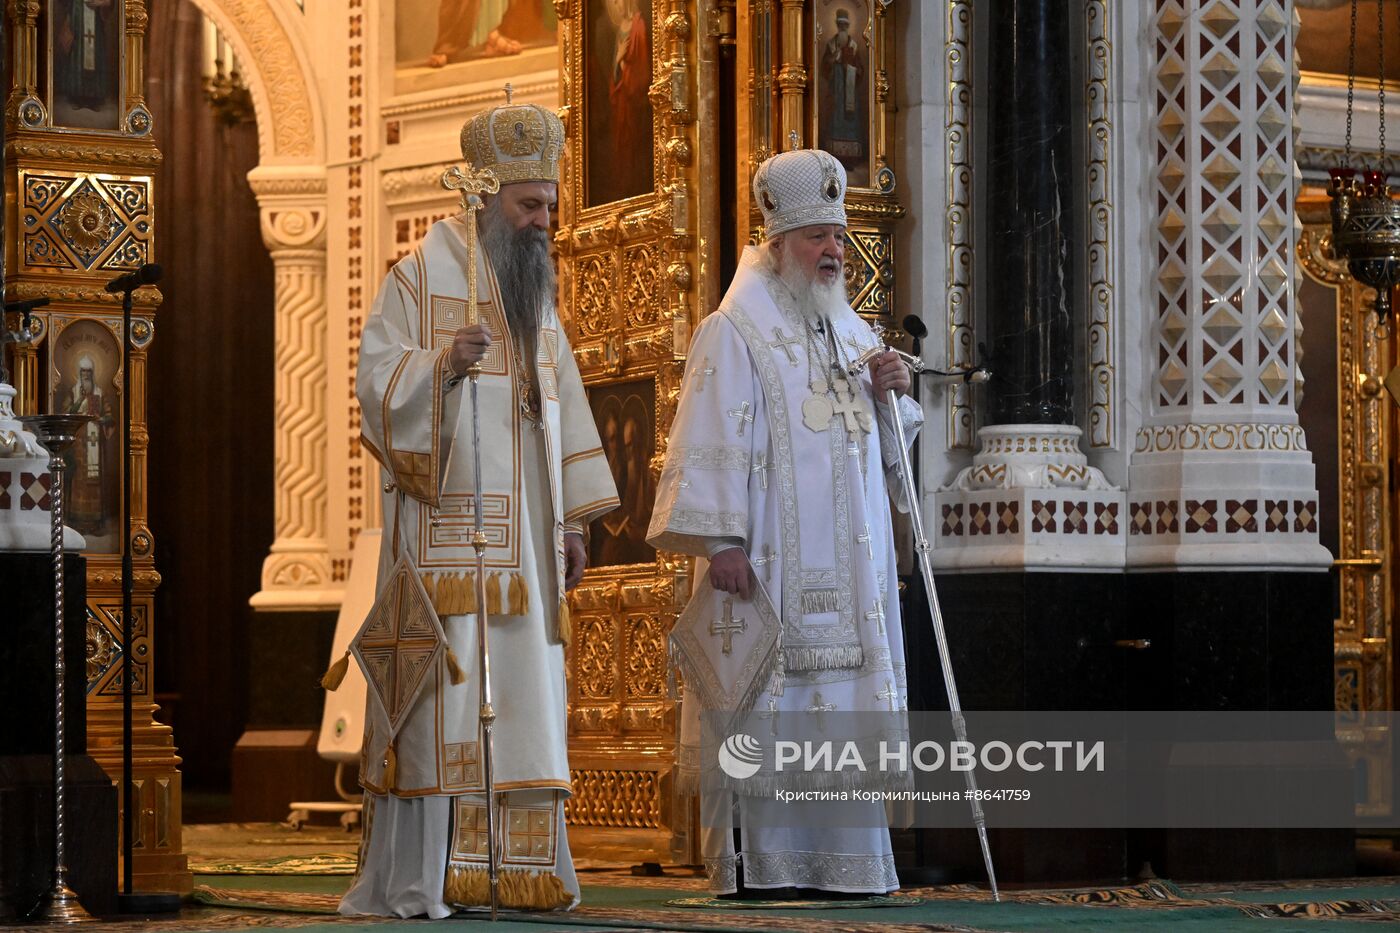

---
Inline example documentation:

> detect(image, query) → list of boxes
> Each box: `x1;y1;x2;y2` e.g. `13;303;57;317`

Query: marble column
247;168;342;609
932;0;1124;571
1130;0;1328;570
984;0;1074;427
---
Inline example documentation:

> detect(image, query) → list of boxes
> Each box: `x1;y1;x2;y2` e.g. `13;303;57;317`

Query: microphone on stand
104;263;162;294
901;313;991;384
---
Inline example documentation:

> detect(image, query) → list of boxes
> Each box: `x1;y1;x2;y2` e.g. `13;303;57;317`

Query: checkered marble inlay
1094;502;1120;535
1031;500;1057;533
0;470;10;510
1225;499;1258;533
968;502;991;536
20;471;50;511
997;501;1019;534
941;503;964;537
1063;501;1089;534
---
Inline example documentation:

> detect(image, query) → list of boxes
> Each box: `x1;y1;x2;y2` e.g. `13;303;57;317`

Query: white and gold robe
342;216;618;917
648;246;922;894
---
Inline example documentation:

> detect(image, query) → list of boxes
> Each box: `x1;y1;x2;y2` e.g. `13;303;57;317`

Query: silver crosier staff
847;331;1001;902
442;161;504;920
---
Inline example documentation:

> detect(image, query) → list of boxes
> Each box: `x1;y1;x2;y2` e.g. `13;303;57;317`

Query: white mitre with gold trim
459;97;565;186
752;147;848;238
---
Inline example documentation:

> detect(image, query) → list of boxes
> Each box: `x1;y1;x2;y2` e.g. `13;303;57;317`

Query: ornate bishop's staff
847;331;1001;902
441;158;502;920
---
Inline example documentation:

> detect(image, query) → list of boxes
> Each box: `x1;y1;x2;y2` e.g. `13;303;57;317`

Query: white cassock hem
339;795;452;919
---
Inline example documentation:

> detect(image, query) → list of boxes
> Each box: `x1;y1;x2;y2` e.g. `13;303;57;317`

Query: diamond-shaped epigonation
1203;305;1242;345
1158;3;1186;39
1201;153;1241;191
1203;255;1241;294
1201;1;1240;38
1201;102;1239;142
1159;359;1188;398
1257;2;1287;39
1160;310;1188;347
1159;207;1186;243
1258;206;1288;244
1200;51;1239;91
1257;155;1286;191
1158;108;1186;141
1257;104;1287;142
1258;256;1288;295
1159;257;1187;295
1203;358;1242;397
1157;56;1186;93
1257;52;1286;91
1160;157;1187;193
1201;204;1242;243
1259;359;1289;398
1259;307;1288;345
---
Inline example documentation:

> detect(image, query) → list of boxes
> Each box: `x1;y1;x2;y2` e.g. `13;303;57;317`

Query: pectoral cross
727;400;754;437
751;452;771;490
788;129;801;150
757;695;780;736
857;523;873;561
830;377;873;436
865;598;886;636
709;598;746;654
876;680;898;712
752;544;777;582
692;356;716;392
769;328;801;366
806;692;837;729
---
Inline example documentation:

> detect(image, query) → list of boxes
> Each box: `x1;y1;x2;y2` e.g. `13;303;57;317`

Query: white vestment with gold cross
342;215;618;917
648;246;923;894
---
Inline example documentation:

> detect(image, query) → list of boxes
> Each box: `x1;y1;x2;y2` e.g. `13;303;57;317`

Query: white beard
775;260;850;325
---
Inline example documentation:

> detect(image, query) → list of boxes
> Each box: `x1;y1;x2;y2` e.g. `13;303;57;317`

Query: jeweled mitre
459;103;565;185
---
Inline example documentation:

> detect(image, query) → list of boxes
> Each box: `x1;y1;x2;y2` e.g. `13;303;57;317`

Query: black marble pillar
985;0;1077;425
0;552;117;917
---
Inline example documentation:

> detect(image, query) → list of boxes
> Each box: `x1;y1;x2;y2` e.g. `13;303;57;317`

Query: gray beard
480;199;555;349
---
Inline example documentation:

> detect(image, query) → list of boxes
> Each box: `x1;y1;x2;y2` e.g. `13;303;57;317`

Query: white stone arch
180;0;339;608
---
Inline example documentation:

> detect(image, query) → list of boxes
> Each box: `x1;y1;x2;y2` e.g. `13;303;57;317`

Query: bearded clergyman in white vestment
341;101;619;918
648;148;922;897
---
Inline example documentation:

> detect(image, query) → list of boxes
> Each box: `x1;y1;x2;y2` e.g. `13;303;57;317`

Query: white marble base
1126;423;1332;571
930;486;1127;571
932;424;1127;571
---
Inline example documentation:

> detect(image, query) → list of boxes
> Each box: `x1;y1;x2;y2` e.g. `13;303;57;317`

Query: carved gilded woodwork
3;0;190;892
1299;199;1394;819
557;0;713;863
737;0;903;327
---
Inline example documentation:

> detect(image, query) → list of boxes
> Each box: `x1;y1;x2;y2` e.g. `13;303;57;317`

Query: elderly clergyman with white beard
344;101;618;917
648;148;922;898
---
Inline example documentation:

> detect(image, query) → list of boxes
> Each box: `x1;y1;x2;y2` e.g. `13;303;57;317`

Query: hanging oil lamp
1329;0;1400;329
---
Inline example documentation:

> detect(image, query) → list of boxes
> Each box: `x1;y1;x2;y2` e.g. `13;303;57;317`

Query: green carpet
185;877;1400;932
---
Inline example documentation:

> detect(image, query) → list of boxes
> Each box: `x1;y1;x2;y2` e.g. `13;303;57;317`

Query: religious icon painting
46;0;124;131
586;379;656;567
48;318;122;552
812;0;872;188
394;0;558;92
583;0;656;207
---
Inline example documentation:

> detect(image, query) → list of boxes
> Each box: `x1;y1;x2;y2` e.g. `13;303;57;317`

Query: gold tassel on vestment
444;646;467;685
382;742;398;791
421;571;531;618
508;573;528;616
486;572;503;615
320;650;351;691
444;866;572;911
556;598;571;647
